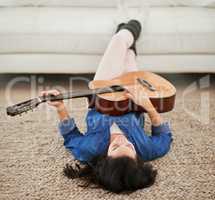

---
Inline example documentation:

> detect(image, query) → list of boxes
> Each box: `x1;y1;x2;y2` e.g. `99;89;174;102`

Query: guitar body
88;71;176;116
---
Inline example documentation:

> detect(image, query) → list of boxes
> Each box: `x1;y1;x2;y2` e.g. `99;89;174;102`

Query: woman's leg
93;29;134;80
124;49;138;72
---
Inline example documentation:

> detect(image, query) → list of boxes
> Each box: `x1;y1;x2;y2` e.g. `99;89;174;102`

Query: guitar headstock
6;97;42;117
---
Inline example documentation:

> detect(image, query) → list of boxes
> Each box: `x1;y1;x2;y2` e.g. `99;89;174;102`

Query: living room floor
0;74;214;200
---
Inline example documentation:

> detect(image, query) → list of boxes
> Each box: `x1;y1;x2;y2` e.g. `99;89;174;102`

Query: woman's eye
112;145;118;150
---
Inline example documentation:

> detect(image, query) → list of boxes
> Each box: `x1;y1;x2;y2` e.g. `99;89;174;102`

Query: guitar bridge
137;78;156;91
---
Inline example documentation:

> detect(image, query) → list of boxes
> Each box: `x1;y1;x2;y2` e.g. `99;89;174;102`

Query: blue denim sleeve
58;118;76;135
58;116;108;163
149;122;173;159
151;122;171;136
58;118;83;146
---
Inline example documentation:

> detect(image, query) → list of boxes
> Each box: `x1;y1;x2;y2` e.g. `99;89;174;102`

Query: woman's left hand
40;90;64;108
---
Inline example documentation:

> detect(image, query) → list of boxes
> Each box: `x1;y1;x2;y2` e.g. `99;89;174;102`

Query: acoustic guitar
6;71;176;117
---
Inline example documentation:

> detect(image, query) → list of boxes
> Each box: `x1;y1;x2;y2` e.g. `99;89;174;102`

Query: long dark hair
63;155;157;194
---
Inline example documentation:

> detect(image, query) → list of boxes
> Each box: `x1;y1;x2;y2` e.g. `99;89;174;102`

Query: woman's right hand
124;84;155;112
124;85;162;126
40;90;64;109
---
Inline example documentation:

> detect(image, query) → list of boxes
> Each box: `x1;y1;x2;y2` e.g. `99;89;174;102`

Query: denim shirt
58;108;173;164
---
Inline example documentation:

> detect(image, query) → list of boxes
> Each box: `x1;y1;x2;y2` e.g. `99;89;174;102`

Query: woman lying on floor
41;19;173;193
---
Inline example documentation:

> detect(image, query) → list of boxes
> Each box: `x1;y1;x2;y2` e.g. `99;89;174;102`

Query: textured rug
0;74;214;200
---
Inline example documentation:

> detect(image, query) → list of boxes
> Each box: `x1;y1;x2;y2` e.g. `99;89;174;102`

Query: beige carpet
0;74;214;200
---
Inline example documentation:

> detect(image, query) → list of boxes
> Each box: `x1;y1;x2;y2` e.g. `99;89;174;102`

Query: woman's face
107;134;137;159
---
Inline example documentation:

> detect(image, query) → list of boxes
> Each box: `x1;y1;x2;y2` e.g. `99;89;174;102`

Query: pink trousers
93;29;139;80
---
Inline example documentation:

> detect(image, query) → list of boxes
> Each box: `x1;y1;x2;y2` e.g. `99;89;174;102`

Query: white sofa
0;0;215;74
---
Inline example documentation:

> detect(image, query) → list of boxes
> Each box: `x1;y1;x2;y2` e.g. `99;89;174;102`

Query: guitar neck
40;85;125;102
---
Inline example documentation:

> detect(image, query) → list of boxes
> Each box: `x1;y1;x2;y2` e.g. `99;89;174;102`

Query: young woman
41;20;173;193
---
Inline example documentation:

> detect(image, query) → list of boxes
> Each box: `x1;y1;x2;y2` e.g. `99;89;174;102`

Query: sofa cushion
1;54;215;73
0;7;215;54
0;0;215;7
